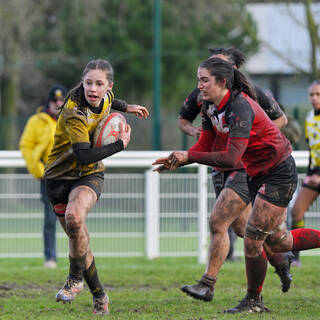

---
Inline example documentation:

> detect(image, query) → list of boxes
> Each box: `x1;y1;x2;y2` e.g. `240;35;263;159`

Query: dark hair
208;47;247;69
66;59;114;109
200;57;256;101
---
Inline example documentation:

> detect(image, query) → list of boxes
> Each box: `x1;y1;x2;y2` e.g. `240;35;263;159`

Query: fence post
145;168;160;259
198;165;208;264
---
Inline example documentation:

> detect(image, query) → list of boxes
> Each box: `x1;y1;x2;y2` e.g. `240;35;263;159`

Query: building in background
246;2;320;108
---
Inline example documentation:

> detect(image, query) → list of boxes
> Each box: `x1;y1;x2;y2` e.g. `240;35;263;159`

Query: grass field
0;256;319;320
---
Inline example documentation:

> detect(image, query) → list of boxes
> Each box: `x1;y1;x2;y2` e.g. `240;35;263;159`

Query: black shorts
248;156;297;207
212;168;251;205
45;172;104;206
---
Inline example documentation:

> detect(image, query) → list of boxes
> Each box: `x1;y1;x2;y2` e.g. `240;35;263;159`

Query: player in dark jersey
154;57;320;313
177;48;292;303
44;59;148;315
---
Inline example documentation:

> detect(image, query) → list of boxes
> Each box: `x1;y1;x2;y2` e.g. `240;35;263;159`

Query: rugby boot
93;294;110;315
224;295;270;314
180;280;214;302
56;276;84;303
274;251;294;292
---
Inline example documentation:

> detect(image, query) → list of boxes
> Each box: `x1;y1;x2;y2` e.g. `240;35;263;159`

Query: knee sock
69;254;86;281
291;221;304;260
245;250;268;298
291;228;320;251
83;258;105;298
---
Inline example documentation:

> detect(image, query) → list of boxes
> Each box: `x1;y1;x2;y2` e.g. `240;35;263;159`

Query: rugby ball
94;113;127;147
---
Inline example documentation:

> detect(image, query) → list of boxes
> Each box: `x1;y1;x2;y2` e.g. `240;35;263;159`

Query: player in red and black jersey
154;57;320;313
177;48;292;303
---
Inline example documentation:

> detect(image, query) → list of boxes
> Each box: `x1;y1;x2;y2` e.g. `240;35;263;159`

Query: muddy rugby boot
224;295;270;314
274;251;294;292
93;294;110;315
56;276;84;303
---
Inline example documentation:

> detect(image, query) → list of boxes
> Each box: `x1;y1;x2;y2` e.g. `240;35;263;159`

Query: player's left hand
168;151;188;170
126;104;149;119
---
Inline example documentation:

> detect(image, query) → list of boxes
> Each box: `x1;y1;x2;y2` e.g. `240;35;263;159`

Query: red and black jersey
189;90;243;172
188;91;292;177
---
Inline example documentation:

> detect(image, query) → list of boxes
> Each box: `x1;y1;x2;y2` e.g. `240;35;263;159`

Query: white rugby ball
94;113;127;147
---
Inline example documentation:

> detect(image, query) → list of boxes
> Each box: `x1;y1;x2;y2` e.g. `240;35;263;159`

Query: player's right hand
193;126;202;139
119;122;131;149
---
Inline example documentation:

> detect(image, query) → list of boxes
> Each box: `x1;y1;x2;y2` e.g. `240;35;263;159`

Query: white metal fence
0;150;319;262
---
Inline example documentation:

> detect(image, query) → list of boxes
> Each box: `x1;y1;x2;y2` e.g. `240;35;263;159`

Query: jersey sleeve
254;86;284;120
179;87;203;121
227;99;254;139
112;98;127;112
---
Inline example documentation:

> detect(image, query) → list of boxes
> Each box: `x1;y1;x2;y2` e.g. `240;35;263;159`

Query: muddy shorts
248;156;297;207
45;172;104;207
212;168;251;205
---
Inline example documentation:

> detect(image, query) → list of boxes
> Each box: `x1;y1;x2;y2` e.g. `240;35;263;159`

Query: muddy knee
209;214;228;234
65;212;82;238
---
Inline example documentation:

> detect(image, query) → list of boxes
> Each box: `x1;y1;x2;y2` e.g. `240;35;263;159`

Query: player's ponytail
233;68;256;101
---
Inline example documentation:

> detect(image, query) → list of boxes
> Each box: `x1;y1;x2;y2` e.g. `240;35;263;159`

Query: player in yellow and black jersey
290;80;320;267
45;90;114;179
44;59;149;315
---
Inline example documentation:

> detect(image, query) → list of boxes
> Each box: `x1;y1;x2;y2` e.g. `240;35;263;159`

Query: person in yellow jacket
19;85;67;268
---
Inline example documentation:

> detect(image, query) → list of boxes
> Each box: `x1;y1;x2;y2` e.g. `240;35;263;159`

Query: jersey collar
217;89;230;111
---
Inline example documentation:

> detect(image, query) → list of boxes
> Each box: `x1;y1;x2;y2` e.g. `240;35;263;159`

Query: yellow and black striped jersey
305;109;320;169
44;91;113;179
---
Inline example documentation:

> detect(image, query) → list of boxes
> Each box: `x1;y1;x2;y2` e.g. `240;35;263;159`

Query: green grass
0;256;319;319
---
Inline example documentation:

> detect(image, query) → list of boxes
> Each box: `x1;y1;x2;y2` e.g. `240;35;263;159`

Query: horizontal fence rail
0;150;318;262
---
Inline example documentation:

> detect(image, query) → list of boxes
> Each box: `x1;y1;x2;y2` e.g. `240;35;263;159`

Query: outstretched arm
126;104;149;119
112;99;149;119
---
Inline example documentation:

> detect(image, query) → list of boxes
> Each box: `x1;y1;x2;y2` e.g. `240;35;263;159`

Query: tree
258;0;320;79
304;0;320;79
30;0;260;110
0;1;49;149
0;0;261;150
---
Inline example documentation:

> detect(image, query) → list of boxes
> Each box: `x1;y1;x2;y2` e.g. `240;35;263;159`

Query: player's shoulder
227;94;254;120
28;108;49;124
63;98;87;119
232;93;252;110
253;85;265;98
104;91;114;106
306;109;316;120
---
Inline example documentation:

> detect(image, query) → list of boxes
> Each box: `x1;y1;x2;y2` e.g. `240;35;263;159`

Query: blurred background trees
0;0;261;150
